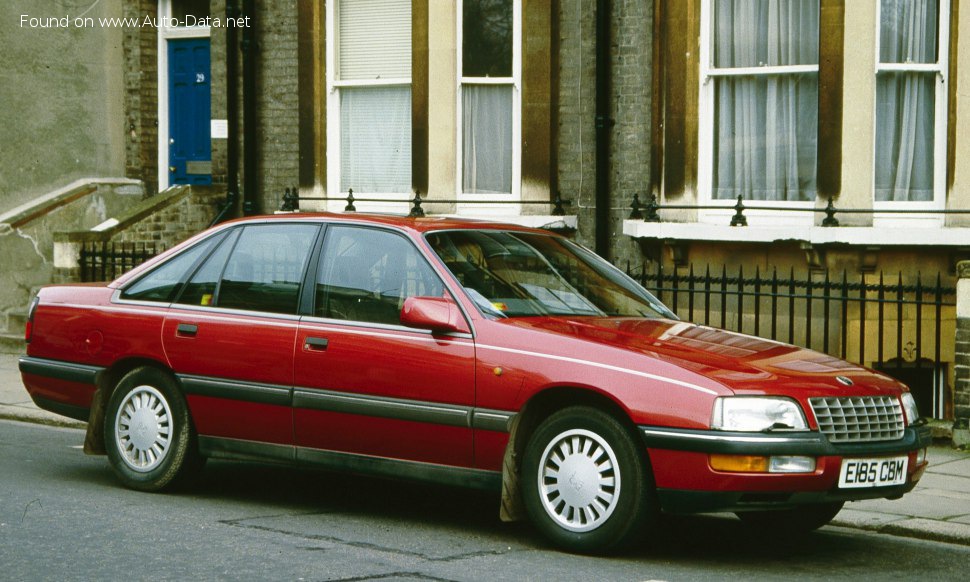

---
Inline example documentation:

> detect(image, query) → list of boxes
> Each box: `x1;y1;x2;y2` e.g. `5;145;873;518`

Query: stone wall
0;179;144;333
0;0;126;213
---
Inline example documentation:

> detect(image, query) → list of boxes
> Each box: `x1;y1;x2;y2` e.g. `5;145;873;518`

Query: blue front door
168;38;212;185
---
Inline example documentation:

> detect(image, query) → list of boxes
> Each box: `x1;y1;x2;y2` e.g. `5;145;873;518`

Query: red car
21;214;930;553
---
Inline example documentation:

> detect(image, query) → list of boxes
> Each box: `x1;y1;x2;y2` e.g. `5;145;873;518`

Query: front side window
330;0;412;195
427;231;673;319
875;0;948;203
460;0;519;195
703;0;820;202
316;227;444;325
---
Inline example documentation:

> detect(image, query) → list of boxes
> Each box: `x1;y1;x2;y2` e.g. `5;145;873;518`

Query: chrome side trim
641;427;814;445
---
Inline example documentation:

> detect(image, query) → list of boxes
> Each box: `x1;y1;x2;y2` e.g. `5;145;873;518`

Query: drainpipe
594;0;613;260
241;0;259;215
212;0;240;226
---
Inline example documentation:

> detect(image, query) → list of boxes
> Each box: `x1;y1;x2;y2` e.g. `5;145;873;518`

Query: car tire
104;366;202;492
521;406;657;554
736;501;845;534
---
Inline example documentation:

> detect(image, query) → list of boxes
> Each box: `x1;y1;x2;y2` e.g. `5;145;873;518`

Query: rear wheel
736;501;844;534
521;406;657;554
104;367;202;491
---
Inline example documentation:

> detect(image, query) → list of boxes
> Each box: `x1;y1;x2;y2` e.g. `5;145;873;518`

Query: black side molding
19;356;103;385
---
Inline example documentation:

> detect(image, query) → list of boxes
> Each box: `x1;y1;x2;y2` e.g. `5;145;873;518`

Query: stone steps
0;333;24;355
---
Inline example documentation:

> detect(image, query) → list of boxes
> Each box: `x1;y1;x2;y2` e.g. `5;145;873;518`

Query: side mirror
400;297;470;334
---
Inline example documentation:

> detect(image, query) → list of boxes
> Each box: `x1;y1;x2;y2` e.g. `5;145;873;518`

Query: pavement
2;351;969;547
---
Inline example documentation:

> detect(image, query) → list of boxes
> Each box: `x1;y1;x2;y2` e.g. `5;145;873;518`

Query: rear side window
216;224;319;314
315;226;444;325
120;235;221;302
177;229;241;307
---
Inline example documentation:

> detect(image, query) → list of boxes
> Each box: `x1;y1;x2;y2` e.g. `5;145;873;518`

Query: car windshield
426;230;675;319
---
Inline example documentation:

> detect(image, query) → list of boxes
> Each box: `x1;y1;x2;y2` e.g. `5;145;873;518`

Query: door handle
304;336;329;351
176;323;198;337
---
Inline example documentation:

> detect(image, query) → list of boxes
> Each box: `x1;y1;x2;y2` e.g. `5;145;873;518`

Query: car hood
498;316;905;396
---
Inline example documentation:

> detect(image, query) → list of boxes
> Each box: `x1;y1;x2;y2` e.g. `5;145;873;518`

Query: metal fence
79;241;161;283
627;263;956;418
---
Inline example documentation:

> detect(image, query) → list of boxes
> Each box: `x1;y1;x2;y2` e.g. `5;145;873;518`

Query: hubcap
114;385;173;473
537;428;620;532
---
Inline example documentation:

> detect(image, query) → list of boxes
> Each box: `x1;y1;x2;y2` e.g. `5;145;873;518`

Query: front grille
809;396;905;443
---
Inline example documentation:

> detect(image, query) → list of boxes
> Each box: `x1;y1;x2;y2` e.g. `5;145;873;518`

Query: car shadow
172;459;881;562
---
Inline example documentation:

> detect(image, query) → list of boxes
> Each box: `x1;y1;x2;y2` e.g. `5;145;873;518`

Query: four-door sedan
21;213;931;553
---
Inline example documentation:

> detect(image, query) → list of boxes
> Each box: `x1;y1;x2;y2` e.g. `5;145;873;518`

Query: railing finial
409;190;425;217
822;197;840;227
644;194;661;222
730;195;748;227
279;186;298;212
552;191;566;216
629;193;643;220
345;188;357;212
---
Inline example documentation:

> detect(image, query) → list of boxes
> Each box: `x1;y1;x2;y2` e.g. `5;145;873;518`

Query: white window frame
325;0;412;213
872;0;949;228
456;0;522;216
697;0;819;227
157;0;211;192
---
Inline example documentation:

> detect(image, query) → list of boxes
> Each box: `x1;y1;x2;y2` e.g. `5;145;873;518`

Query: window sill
623;220;970;247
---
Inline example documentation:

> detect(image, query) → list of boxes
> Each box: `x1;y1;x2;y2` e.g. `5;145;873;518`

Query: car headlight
711;397;808;432
900;392;920;425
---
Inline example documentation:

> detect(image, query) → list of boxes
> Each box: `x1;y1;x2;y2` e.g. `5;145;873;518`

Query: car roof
218;212;559;236
108;212;561;288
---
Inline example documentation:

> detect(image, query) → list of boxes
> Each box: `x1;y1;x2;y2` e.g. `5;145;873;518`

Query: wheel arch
499;385;643;523
83;357;178;455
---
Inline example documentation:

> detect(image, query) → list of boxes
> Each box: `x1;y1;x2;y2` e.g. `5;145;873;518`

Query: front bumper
640;424;933;514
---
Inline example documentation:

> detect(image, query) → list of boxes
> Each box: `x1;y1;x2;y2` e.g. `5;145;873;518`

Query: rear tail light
25;296;39;343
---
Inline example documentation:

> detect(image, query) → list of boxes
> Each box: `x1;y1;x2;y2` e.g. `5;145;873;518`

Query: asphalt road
2;419;968;582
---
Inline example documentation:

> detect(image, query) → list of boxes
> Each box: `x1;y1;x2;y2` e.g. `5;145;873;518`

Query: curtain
712;0;819;201
463;85;513;194
340;86;412;193
874;0;938;202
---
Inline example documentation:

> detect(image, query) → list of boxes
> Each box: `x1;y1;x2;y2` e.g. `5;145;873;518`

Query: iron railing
627;263;954;371
279;187;571;218
79;241;161;282
630;193;970;227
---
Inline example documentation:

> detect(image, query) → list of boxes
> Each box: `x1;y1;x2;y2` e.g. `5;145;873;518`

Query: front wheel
736;501;845;534
521;406;657;554
104;367;202;491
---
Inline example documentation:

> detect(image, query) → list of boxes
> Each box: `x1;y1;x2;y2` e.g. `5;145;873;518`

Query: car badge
836;376;853;386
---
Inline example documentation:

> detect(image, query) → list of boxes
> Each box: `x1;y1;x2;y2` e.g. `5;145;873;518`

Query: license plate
838;456;908;489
